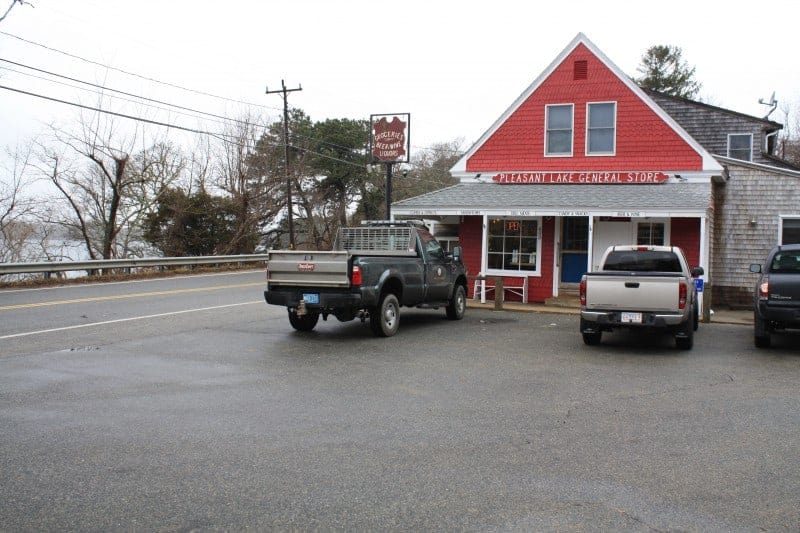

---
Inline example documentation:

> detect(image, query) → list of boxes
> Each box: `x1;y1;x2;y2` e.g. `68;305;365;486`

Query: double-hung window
545;104;573;156
727;133;753;161
587;102;616;155
637;222;665;246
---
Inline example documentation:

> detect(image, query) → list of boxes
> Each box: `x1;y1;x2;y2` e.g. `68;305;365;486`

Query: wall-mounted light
749;217;757;226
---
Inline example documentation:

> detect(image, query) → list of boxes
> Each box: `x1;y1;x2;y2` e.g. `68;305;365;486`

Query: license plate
302;293;319;304
621;312;642;323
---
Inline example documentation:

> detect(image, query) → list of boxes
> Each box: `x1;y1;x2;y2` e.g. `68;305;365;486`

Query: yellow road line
0;282;264;311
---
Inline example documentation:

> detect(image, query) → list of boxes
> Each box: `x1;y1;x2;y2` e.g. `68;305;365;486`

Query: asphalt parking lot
1;295;798;531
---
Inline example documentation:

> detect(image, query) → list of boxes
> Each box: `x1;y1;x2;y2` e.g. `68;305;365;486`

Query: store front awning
392;182;712;218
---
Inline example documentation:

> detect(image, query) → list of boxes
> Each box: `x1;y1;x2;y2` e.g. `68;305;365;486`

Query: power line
0;30;280;112
0;81;373;172
0;83;242;144
0;57;267;129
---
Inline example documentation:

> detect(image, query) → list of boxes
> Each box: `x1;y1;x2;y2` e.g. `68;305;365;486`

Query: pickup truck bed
264;221;468;337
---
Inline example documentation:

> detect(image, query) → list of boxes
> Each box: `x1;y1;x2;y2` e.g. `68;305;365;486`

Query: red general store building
394;33;724;311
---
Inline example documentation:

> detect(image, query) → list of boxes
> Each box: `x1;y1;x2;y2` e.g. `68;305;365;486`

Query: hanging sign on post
370;113;410;163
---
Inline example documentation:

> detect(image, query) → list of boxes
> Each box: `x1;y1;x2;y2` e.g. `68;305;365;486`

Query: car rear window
770;251;800;273
603;251;682;272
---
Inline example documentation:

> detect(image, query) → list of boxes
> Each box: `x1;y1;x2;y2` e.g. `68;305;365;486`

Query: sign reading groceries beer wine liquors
370;113;410;163
492;171;670;184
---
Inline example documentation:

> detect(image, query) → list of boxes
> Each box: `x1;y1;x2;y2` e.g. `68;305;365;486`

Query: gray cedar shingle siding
645;89;783;167
711;159;800;307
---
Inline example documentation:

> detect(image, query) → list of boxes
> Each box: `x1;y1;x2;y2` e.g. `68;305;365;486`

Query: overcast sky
1;0;799;157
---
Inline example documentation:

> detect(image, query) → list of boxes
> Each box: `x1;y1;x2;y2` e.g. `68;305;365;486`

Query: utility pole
266;80;302;249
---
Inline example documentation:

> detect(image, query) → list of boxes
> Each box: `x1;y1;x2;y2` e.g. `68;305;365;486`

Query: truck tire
580;318;602;345
754;317;771;348
446;285;466;320
675;318;694;350
288;309;319;332
371;293;400;337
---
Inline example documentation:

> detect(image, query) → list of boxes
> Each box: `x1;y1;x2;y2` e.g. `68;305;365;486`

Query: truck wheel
675;319;694;350
371;293;400;337
288;309;319;332
446;285;466;320
754;317;771;348
580;318;602;345
582;331;602;345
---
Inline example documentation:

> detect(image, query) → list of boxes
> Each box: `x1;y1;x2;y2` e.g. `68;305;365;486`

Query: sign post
370;113;410;220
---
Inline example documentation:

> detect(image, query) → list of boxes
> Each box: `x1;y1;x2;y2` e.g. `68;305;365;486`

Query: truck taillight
352;265;362;286
758;276;769;299
678;282;687;309
579;278;587;306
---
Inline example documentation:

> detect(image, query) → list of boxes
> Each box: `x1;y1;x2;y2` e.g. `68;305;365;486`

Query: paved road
1;271;799;531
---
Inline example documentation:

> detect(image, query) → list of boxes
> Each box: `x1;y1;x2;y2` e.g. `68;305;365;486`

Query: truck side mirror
691;266;704;278
749;263;762;273
452;245;462;263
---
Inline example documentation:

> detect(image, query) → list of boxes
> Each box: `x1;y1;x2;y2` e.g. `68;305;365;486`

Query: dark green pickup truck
264;220;468;337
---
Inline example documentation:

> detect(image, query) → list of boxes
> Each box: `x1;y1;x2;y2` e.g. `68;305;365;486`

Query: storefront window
587;102;616;154
545;104;573;156
487;218;539;272
781;217;800;244
637;222;665;245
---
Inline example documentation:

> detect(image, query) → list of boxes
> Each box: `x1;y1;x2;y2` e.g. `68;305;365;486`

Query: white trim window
545;104;573;156
727;133;753;161
586;102;616;155
780;215;800;245
637;221;666;245
487;218;541;274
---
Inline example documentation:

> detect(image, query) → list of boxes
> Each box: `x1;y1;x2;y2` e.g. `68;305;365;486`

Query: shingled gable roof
450;32;723;178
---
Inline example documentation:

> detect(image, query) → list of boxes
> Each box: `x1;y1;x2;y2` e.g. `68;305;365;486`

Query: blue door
560;217;589;283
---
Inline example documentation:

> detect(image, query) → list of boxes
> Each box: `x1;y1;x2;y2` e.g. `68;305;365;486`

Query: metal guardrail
0;254;269;276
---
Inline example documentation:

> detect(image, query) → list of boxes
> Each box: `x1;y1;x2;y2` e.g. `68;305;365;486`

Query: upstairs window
545;104;573;156
727;133;752;161
587;102;616;155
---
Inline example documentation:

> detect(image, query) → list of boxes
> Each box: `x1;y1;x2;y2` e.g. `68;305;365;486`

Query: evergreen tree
635;45;701;99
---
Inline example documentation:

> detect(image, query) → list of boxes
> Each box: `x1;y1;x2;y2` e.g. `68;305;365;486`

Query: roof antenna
758;91;778;119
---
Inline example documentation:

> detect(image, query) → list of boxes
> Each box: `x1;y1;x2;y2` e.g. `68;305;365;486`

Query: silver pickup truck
579;245;704;350
264;220;468;337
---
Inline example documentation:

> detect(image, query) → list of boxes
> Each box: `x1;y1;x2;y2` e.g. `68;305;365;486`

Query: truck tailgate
267;251;351;287
586;274;681;312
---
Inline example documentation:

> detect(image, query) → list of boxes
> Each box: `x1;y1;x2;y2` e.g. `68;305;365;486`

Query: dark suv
749;244;800;347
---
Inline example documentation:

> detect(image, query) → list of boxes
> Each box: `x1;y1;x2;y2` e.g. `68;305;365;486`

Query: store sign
492;171;670;184
370;114;410;163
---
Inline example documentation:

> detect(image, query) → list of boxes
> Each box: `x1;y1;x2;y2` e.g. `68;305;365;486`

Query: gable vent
574;60;588;80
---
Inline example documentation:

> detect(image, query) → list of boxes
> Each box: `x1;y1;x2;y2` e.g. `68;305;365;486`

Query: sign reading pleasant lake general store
492;171;670;184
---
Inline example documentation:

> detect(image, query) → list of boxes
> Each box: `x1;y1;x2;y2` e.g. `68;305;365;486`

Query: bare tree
210;113;266;254
35;111;184;261
0;143;37;263
776;99;800;166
